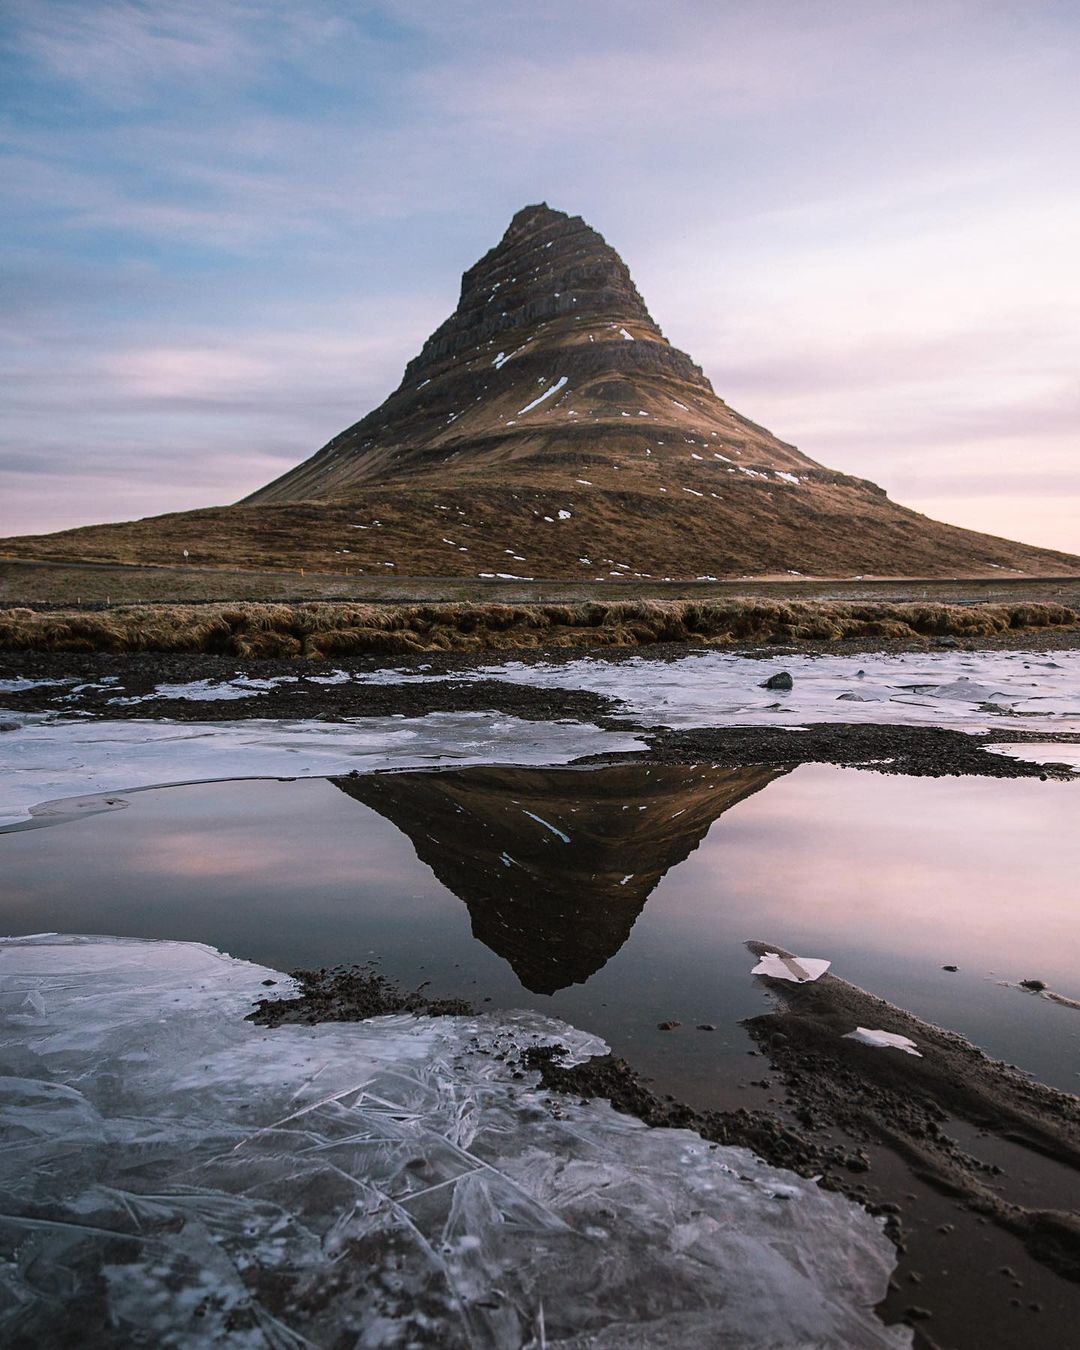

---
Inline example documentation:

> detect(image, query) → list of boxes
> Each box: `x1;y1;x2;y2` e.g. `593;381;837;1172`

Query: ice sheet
0;934;908;1348
340;650;1080;733
0;715;646;828
984;742;1080;771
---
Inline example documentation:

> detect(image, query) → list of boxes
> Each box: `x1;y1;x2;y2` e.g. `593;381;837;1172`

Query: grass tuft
0;599;1076;656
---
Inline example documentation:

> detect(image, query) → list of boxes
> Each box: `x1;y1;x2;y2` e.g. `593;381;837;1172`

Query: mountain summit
246;201;829;508
5;203;1077;578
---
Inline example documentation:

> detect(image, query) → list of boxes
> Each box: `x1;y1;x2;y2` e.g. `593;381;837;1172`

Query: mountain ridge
4;202;1077;580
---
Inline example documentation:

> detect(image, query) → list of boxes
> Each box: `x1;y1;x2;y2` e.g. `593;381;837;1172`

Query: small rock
696;1023;717;1031
931;637;960;649
760;671;793;690
261;979;276;986
0;721;19;733
1019;979;1047;992
657;1020;681;1031
904;1306;933;1321
942;965;958;972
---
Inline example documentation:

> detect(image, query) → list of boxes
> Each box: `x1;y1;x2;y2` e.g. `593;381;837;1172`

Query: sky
3;0;1078;552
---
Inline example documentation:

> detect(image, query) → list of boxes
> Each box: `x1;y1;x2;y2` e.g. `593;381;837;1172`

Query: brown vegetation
1;598;1075;657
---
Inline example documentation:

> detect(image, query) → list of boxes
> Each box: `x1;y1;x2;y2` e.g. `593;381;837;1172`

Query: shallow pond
3;761;1077;1101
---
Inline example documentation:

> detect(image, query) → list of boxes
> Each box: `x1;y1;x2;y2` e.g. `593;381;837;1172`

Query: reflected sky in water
2;763;1077;1099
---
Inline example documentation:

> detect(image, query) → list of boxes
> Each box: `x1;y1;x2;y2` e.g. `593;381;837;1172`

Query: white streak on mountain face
522;809;570;842
517;376;568;415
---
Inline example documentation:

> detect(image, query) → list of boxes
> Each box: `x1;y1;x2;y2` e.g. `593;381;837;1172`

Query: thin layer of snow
618;327;635;340
775;471;801;484
0;716;646;828
108;676;297;705
0;934;908;1348
516;375;567;415
0;677;75;693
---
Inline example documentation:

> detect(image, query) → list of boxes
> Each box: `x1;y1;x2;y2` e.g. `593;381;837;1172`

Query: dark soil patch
621;723;1080;779
518;1043;839;1183
247;963;473;1027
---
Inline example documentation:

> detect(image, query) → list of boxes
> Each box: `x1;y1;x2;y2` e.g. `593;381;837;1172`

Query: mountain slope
4;203;1077;579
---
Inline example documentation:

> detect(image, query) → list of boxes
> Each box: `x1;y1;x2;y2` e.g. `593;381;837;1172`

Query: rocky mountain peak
404;201;660;381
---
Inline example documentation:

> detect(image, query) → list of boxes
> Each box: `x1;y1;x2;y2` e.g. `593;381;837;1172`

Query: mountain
4;203;1077;578
336;763;786;994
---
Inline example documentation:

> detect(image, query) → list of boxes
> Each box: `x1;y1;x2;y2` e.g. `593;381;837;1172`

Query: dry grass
1;599;1076;657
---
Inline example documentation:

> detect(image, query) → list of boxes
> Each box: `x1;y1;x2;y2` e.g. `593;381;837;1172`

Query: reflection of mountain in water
335;764;786;993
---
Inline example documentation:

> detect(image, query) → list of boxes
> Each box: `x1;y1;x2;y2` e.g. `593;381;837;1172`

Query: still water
2;763;1077;1099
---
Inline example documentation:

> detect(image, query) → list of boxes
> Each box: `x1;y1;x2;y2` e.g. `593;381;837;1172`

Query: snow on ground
0;933;908;1348
0;716;646;828
516;375;567;415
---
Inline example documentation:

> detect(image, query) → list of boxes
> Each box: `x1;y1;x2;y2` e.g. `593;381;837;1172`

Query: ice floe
107;675;298;704
983;742;1080;772
0;934;909;1348
431;650;1080;734
752;953;832;983
844;1027;923;1057
0;715;646;828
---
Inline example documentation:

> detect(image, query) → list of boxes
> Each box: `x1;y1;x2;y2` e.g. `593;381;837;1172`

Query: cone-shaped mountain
6;203;1077;577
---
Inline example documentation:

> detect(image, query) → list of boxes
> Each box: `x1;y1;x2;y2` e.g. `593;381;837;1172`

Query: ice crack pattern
0;935;909;1348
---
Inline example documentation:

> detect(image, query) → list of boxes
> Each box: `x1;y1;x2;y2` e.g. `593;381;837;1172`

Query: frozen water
845;1027;923;1057
107;675;298;704
0;676;75;693
983;742;1080;771
752;953;831;983
343;650;1080;734
0;715;646;828
0;934;908;1348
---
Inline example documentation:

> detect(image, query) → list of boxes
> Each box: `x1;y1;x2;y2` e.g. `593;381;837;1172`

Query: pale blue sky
3;1;1078;550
